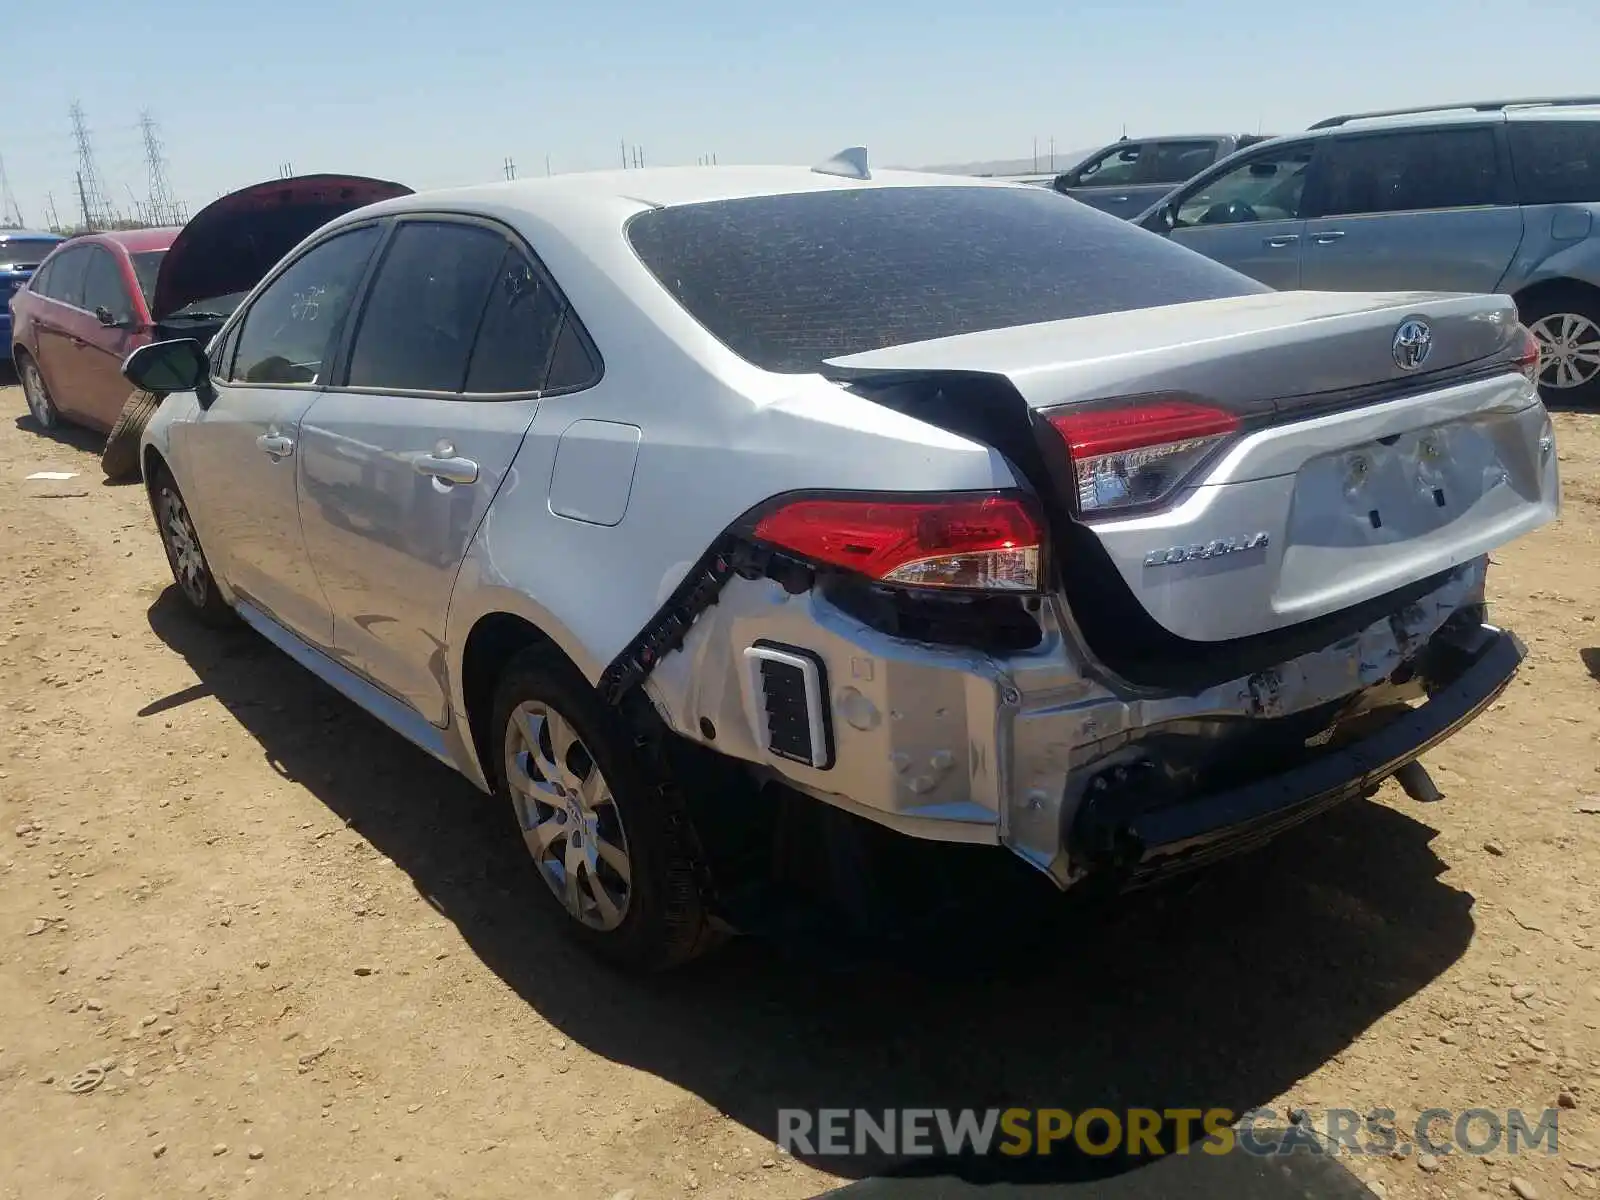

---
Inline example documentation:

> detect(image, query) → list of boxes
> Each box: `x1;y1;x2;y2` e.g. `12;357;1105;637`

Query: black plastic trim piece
750;638;836;771
598;538;739;707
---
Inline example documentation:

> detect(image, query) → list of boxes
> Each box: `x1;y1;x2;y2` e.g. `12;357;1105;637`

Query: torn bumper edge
1068;623;1524;887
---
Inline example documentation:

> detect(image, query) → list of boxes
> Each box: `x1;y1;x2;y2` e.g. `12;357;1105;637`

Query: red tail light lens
1045;398;1239;516
751;493;1044;592
1515;323;1541;387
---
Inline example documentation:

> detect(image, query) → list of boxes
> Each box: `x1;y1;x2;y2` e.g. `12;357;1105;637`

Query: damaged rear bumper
1067;623;1524;887
641;556;1514;890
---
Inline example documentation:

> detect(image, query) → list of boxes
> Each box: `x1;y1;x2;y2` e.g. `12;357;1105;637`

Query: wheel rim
503;700;632;931
158;485;209;608
20;361;54;426
1529;311;1600;390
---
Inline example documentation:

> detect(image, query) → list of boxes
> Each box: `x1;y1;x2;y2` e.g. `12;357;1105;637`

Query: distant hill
912;150;1098;177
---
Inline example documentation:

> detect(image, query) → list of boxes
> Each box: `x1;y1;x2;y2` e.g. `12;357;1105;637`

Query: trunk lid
823;290;1526;433
150;174;412;322
823;291;1558;686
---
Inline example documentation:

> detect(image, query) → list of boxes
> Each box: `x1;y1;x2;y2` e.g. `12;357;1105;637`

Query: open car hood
150;173;412;321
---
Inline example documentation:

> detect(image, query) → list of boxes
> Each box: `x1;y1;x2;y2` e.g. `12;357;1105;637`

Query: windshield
626;185;1263;374
130;250;166;306
164;290;249;321
0;238;61;269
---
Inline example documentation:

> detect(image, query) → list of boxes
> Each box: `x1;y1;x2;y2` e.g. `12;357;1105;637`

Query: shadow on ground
146;588;1475;1189
12;412;106;457
1582;647;1600;685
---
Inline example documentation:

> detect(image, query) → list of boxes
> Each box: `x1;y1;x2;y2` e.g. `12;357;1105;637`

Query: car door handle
256;434;294;458
1311;231;1346;244
1263;234;1301;248
69;335;87;348
414;454;479;486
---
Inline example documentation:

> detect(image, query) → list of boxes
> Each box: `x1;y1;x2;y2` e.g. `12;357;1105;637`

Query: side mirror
95;305;120;328
123;338;216;407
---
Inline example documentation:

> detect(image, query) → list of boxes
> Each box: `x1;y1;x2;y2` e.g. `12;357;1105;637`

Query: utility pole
277;162;294;179
633;145;644;168
140;110;178;226
503;156;516;180
1032;137;1038;172
69;101;109;228
0;153;22;226
45;192;60;232
1049;136;1055;170
620;138;628;169
545;154;551;177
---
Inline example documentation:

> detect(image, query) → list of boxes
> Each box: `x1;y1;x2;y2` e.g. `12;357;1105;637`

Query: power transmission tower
139;110;179;226
69;101;110;228
0;154;22;226
45;193;60;232
503;156;516;180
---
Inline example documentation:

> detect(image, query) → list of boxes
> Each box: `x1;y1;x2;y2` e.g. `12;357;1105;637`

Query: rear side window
1148;140;1219;184
462;250;566;393
1310;127;1501;216
346;221;505;393
1509;121;1600;204
626;185;1264;374
38;246;91;307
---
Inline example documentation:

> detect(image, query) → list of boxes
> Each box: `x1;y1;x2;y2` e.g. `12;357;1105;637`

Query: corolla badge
1143;532;1269;567
1392;318;1433;371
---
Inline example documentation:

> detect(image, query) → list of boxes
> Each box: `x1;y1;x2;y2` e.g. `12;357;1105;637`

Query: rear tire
489;646;718;972
101;389;163;481
1518;285;1600;406
149;465;237;629
17;353;65;431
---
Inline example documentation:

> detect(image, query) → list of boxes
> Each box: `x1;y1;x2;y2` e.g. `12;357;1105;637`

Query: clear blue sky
4;0;1596;227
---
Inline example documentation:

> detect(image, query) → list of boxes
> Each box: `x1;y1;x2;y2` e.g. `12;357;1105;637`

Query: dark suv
1052;134;1272;220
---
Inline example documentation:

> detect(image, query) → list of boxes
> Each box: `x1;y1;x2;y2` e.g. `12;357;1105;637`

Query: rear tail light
1045;398;1240;516
1515;323;1541;387
751;493;1044;592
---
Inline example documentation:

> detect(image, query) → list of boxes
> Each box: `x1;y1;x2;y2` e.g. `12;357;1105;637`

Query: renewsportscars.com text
777;1106;1562;1158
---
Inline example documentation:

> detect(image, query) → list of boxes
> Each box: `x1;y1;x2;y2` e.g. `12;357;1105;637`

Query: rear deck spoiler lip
818;291;1525;412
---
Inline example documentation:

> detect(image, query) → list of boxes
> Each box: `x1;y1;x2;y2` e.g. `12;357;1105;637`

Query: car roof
64;227;183;253
356;164;1016;221
1307;98;1600;135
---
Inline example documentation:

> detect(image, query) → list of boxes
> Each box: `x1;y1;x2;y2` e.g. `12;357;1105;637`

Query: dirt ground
0;379;1597;1200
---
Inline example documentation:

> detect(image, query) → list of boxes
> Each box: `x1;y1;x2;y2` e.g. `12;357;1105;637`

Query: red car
9;175;413;475
10;227;178;433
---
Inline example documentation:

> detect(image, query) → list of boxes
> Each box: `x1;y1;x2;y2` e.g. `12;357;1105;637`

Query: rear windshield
130;250;166;306
625;185;1264;373
0;239;62;269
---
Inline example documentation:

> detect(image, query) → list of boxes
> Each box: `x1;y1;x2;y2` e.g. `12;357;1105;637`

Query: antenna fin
812;147;870;180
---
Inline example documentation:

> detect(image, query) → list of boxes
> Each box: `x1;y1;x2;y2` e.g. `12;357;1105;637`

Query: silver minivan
1137;97;1600;404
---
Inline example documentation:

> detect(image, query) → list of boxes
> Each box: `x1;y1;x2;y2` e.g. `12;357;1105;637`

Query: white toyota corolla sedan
124;151;1558;970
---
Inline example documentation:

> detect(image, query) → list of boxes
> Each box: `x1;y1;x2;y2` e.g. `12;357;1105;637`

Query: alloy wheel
158;485;209;608
20;360;57;428
1529;311;1600;391
503;700;633;931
